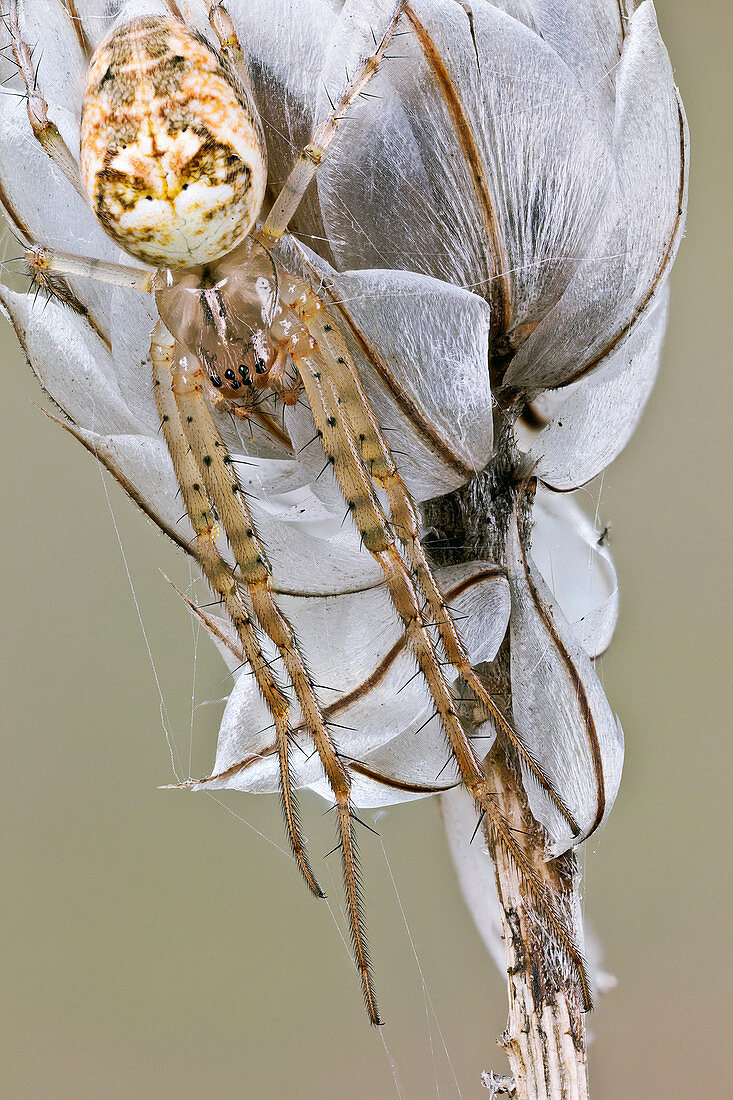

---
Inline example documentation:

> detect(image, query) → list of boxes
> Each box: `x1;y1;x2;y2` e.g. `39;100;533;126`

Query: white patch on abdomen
118;182;240;264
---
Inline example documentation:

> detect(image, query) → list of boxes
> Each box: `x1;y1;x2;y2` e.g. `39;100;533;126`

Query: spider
8;0;590;1020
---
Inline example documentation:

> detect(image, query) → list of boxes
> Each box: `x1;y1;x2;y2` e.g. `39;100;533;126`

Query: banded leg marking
290;329;592;1011
288;280;580;834
163;337;380;1024
151;322;322;898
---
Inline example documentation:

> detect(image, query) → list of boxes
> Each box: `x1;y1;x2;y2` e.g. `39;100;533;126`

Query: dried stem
424;410;590;1098
483;734;589;1098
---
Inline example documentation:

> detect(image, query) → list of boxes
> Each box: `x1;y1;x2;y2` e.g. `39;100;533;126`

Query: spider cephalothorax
154;239;291;406
10;0;591;1021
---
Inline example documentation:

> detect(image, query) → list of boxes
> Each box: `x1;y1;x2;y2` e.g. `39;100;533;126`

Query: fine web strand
379;837;464;1099
186;563;200;780
98;459;295;862
204;793;293;860
97;462;183;782
379;1030;406;1100
322;858;405;1097
96;435;450;1083
97;447;297;857
592;469;607;545
380;834;439;1098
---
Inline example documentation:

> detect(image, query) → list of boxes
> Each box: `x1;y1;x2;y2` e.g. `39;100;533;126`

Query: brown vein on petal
0;307;70;421
45;413;194;556
64;0;92;58
0;183;32;244
288;238;475;478
515;500;605;834
164;1;186;20
348;761;455;795
617;0;627;41
403;3;511;334
0;193;112;350
188;567;507;786
173;585;240;656
2;288;113;416
320;281;474;480
273;581;385;598
566;94;686;386
276;565;507;600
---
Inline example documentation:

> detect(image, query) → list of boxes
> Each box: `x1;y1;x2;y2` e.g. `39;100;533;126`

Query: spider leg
287;280;580;837
24;244;157;292
258;1;406;245
266;348;303;406
160;328;380;1024
8;0;85;198
207;2;255;97
287;330;592;1012
150;322;323;900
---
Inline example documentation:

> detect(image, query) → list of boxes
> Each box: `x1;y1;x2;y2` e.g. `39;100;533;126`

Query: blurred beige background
1;3;730;1097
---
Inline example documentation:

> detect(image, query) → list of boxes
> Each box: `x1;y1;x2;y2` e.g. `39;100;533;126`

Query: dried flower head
1;0;686;1056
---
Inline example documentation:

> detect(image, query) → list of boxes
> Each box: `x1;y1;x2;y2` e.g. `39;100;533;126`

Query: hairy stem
425;410;590;1098
483;736;589;1098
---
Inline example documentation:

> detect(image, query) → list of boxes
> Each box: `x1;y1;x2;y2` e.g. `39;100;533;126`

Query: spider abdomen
80;16;266;269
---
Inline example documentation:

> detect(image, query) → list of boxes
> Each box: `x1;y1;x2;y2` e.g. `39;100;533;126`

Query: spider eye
210;374;223;388
224;368;236;381
238;365;249;378
255;358;267;374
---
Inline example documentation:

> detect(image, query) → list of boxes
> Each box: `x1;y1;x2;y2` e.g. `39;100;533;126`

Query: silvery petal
487;1;627;123
58;426;388;594
504;1;686;394
528;284;669;490
226;0;338;256
195;595;434;793
316;0;612;329
0;94;118;331
193;664;283;794
507;497;624;855
59;427;196;546
531;487;618;658
309;731;458;807
250;483;386;595
439;562;512;670
192;562;510;798
284;243;494;500
13;0;86;120
0;286;149;435
108;289;169;434
441;785;505;972
312;560;511;806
